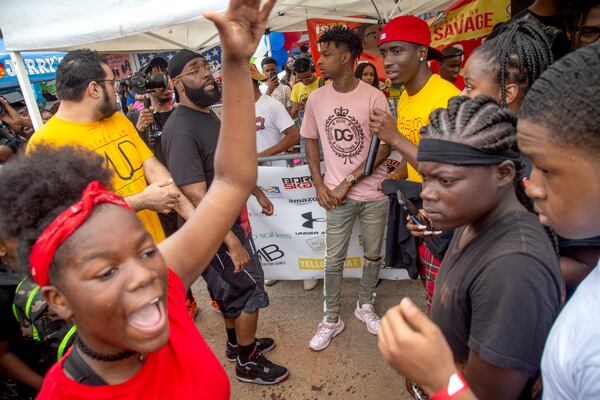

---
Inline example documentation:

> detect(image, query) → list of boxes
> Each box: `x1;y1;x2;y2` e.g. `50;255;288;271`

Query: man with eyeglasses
27;49;195;246
566;0;600;49
160;49;288;385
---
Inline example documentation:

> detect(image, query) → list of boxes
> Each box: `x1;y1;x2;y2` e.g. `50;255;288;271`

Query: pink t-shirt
300;80;389;202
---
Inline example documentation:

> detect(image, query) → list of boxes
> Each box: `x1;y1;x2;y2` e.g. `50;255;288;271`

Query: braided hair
472;20;553;107
0;145;113;284
421;95;559;253
520;43;600;158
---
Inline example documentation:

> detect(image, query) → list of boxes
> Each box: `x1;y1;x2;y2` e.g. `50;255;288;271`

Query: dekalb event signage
0;52;65;89
247;164;408;281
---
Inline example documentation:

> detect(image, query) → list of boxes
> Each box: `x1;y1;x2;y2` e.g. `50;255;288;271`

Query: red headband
29;181;132;287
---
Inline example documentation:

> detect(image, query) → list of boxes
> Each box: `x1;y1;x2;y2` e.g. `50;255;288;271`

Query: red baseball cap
378;15;443;61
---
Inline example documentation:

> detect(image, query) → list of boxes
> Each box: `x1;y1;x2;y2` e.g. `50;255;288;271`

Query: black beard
184;83;221;108
100;86;119;118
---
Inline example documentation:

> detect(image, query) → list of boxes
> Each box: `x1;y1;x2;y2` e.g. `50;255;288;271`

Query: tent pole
9;51;43;131
370;0;384;21
265;29;272;57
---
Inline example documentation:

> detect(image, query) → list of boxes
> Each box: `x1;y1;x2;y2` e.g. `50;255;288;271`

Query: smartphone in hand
397;191;432;231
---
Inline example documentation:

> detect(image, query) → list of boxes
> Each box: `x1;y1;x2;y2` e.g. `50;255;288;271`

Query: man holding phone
261;57;291;112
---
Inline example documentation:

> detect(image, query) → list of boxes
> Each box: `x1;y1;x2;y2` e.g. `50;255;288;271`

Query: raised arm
158;0;277;289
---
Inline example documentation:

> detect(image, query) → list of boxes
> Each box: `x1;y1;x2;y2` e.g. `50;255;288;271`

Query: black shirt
160;105;246;243
431;211;563;380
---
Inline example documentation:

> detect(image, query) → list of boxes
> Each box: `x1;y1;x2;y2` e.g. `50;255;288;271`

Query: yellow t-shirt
290;79;321;104
27;112;166;243
396;74;460;182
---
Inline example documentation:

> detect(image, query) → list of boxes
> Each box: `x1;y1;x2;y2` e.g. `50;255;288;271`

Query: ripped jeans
323;197;388;323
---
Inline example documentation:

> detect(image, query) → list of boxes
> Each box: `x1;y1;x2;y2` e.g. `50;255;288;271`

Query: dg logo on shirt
325;106;365;164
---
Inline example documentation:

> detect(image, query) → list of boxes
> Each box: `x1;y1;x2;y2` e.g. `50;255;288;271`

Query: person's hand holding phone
407;211;442;238
266;73;279;95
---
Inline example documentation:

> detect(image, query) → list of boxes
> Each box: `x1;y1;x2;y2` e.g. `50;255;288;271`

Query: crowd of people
0;0;598;398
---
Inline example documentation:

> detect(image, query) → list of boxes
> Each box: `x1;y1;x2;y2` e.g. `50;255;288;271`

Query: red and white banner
428;0;511;84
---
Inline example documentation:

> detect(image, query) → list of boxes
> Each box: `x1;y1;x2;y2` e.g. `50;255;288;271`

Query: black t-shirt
430;211;563;380
512;9;571;60
160;105;246;243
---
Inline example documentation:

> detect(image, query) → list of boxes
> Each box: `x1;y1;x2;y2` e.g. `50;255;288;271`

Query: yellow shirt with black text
27;112;166;243
396;74;460;182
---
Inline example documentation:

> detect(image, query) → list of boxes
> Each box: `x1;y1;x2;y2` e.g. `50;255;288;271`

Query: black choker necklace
76;336;141;362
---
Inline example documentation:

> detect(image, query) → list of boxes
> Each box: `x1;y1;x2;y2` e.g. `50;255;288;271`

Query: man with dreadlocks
301;25;392;351
381;95;564;399
377;43;600;400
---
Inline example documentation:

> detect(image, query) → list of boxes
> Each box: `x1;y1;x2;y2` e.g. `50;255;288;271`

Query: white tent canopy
0;0;451;52
0;0;451;128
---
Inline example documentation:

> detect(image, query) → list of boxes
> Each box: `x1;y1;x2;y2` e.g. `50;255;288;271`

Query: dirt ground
191;276;426;400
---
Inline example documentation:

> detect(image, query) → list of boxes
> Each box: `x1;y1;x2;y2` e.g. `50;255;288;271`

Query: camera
121;72;168;94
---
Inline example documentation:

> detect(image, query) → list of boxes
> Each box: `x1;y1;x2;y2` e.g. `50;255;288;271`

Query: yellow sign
298;257;362;270
430;0;510;47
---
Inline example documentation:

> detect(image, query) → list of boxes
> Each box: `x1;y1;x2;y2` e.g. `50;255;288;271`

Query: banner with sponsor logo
428;0;510;84
0;52;65;89
247;164;409;281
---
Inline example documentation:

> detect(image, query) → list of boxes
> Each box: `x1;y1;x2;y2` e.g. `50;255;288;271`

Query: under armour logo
301;212;326;229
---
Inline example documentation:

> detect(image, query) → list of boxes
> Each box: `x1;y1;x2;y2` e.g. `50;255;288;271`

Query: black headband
417;138;523;165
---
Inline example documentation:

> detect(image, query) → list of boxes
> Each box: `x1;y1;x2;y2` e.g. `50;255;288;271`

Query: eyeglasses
95;79;120;89
175;63;216;79
578;27;600;45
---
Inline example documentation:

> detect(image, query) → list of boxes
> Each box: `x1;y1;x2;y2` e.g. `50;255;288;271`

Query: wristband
430;372;469;400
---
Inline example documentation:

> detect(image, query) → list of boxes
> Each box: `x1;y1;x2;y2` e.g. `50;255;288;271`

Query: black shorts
202;236;269;319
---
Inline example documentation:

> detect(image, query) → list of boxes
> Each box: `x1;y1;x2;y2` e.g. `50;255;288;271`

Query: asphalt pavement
191;275;426;400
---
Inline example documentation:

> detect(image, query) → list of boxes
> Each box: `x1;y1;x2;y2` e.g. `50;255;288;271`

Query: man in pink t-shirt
301;26;391;351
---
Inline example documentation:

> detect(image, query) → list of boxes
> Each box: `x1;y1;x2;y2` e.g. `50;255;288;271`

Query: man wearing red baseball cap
368;15;460;311
369;15;459;184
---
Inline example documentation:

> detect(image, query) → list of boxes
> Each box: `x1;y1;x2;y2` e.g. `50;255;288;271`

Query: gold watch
346;173;358;185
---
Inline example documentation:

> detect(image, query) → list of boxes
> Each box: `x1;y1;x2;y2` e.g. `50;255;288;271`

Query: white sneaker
265;280;278;286
309;318;345;351
303;279;318;291
354;302;380;335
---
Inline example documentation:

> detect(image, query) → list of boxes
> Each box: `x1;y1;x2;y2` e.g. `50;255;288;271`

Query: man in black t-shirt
161;50;288;386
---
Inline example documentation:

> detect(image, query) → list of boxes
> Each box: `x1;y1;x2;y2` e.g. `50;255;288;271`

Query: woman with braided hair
377;44;600;400
0;0;278;398
461;19;553;112
381;95;564;399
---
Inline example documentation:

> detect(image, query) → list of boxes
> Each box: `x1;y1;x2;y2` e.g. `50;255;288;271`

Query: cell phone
397;191;432;231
